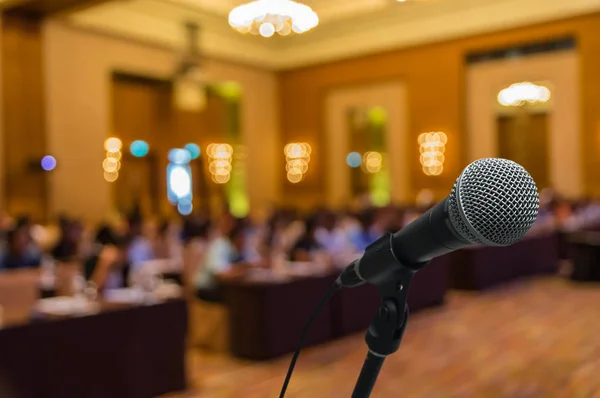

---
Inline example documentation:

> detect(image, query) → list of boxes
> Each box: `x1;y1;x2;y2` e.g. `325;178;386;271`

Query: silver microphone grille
447;158;539;246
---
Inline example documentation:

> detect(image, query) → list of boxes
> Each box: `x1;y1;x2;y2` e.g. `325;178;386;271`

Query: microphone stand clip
349;234;424;398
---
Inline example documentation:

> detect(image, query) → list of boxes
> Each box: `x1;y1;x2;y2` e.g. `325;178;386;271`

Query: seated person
126;214;155;268
15;215;43;259
314;211;352;257
152;220;172;259
182;218;210;297
194;220;247;303
84;231;131;291
0;226;42;270
289;216;322;262
349;209;379;253
51;219;83;262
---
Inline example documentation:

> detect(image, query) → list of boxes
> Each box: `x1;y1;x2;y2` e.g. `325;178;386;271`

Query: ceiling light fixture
229;0;319;37
497;82;551;107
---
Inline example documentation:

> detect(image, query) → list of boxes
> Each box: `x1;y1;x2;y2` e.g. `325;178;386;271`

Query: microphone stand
351;258;416;398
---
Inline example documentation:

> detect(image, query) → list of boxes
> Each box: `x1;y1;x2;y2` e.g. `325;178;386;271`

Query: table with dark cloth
568;231;600;282
0;299;187;398
222;257;450;359
222;272;336;360
449;233;559;290
329;255;450;338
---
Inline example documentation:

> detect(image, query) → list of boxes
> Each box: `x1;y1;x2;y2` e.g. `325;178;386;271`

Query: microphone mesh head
448;158;539;246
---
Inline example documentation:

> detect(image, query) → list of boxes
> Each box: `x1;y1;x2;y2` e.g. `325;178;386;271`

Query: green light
367;107;387;127
227;168;249;217
213;81;242;101
370;166;391;207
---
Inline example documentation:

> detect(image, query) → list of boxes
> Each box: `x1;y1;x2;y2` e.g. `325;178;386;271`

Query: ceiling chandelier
228;0;319;37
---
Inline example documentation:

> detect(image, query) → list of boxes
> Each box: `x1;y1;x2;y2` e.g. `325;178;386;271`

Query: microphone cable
278;280;342;398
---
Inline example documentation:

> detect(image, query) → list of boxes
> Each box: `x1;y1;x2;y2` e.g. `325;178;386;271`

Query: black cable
278;280;342;398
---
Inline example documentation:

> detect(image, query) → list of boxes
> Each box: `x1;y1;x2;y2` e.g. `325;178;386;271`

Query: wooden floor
167;278;600;398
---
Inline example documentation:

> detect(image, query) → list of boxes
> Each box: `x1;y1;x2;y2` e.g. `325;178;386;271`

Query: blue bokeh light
41;155;57;171
168;148;192;165
130;140;149;157
184;143;201;160
177;199;193;215
346;152;362;168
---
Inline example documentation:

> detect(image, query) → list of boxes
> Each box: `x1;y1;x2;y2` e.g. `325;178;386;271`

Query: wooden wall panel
497;112;550;189
111;75;229;217
279;13;600;202
1;13;48;221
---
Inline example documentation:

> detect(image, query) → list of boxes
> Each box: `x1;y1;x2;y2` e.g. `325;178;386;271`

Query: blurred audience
0;190;599;299
348;209;378;252
315;211;351;257
51;218;83;262
85;231;131;291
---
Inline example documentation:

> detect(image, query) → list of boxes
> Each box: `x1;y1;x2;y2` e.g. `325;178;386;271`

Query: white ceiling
62;0;600;70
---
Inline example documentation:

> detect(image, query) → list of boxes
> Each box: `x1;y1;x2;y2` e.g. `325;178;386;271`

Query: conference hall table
0;298;187;398
221;259;450;359
222;269;337;360
449;233;559;290
568;231;600;282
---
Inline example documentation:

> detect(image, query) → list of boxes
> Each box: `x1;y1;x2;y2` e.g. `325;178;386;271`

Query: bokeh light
498;82;551;106
284;142;311;183
168;148;192;165
362;152;383;174
104;137;122;153
106;151;122;160
103;139;122;181
184;143;201;160
102;157;120;173
169;166;192;198
212;173;231;184
41;155;57;171
418;132;447;176
130;140;149;157
177;199;193;216
346;152;362;168
103;171;119;182
207;143;234;184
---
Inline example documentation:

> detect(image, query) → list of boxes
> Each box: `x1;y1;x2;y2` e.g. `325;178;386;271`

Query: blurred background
0;0;599;397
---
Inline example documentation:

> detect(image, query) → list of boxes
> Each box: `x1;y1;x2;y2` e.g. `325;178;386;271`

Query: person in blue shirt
349;209;379;253
126;214;154;270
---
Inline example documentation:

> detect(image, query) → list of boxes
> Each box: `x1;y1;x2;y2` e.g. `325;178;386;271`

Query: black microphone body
338;158;540;289
338;198;468;288
392;197;471;264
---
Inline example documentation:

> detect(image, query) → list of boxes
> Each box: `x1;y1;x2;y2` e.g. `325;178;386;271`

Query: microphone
338;158;539;288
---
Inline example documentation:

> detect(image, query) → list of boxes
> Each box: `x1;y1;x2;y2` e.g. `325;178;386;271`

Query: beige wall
324;82;409;206
467;51;582;198
43;21;279;222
